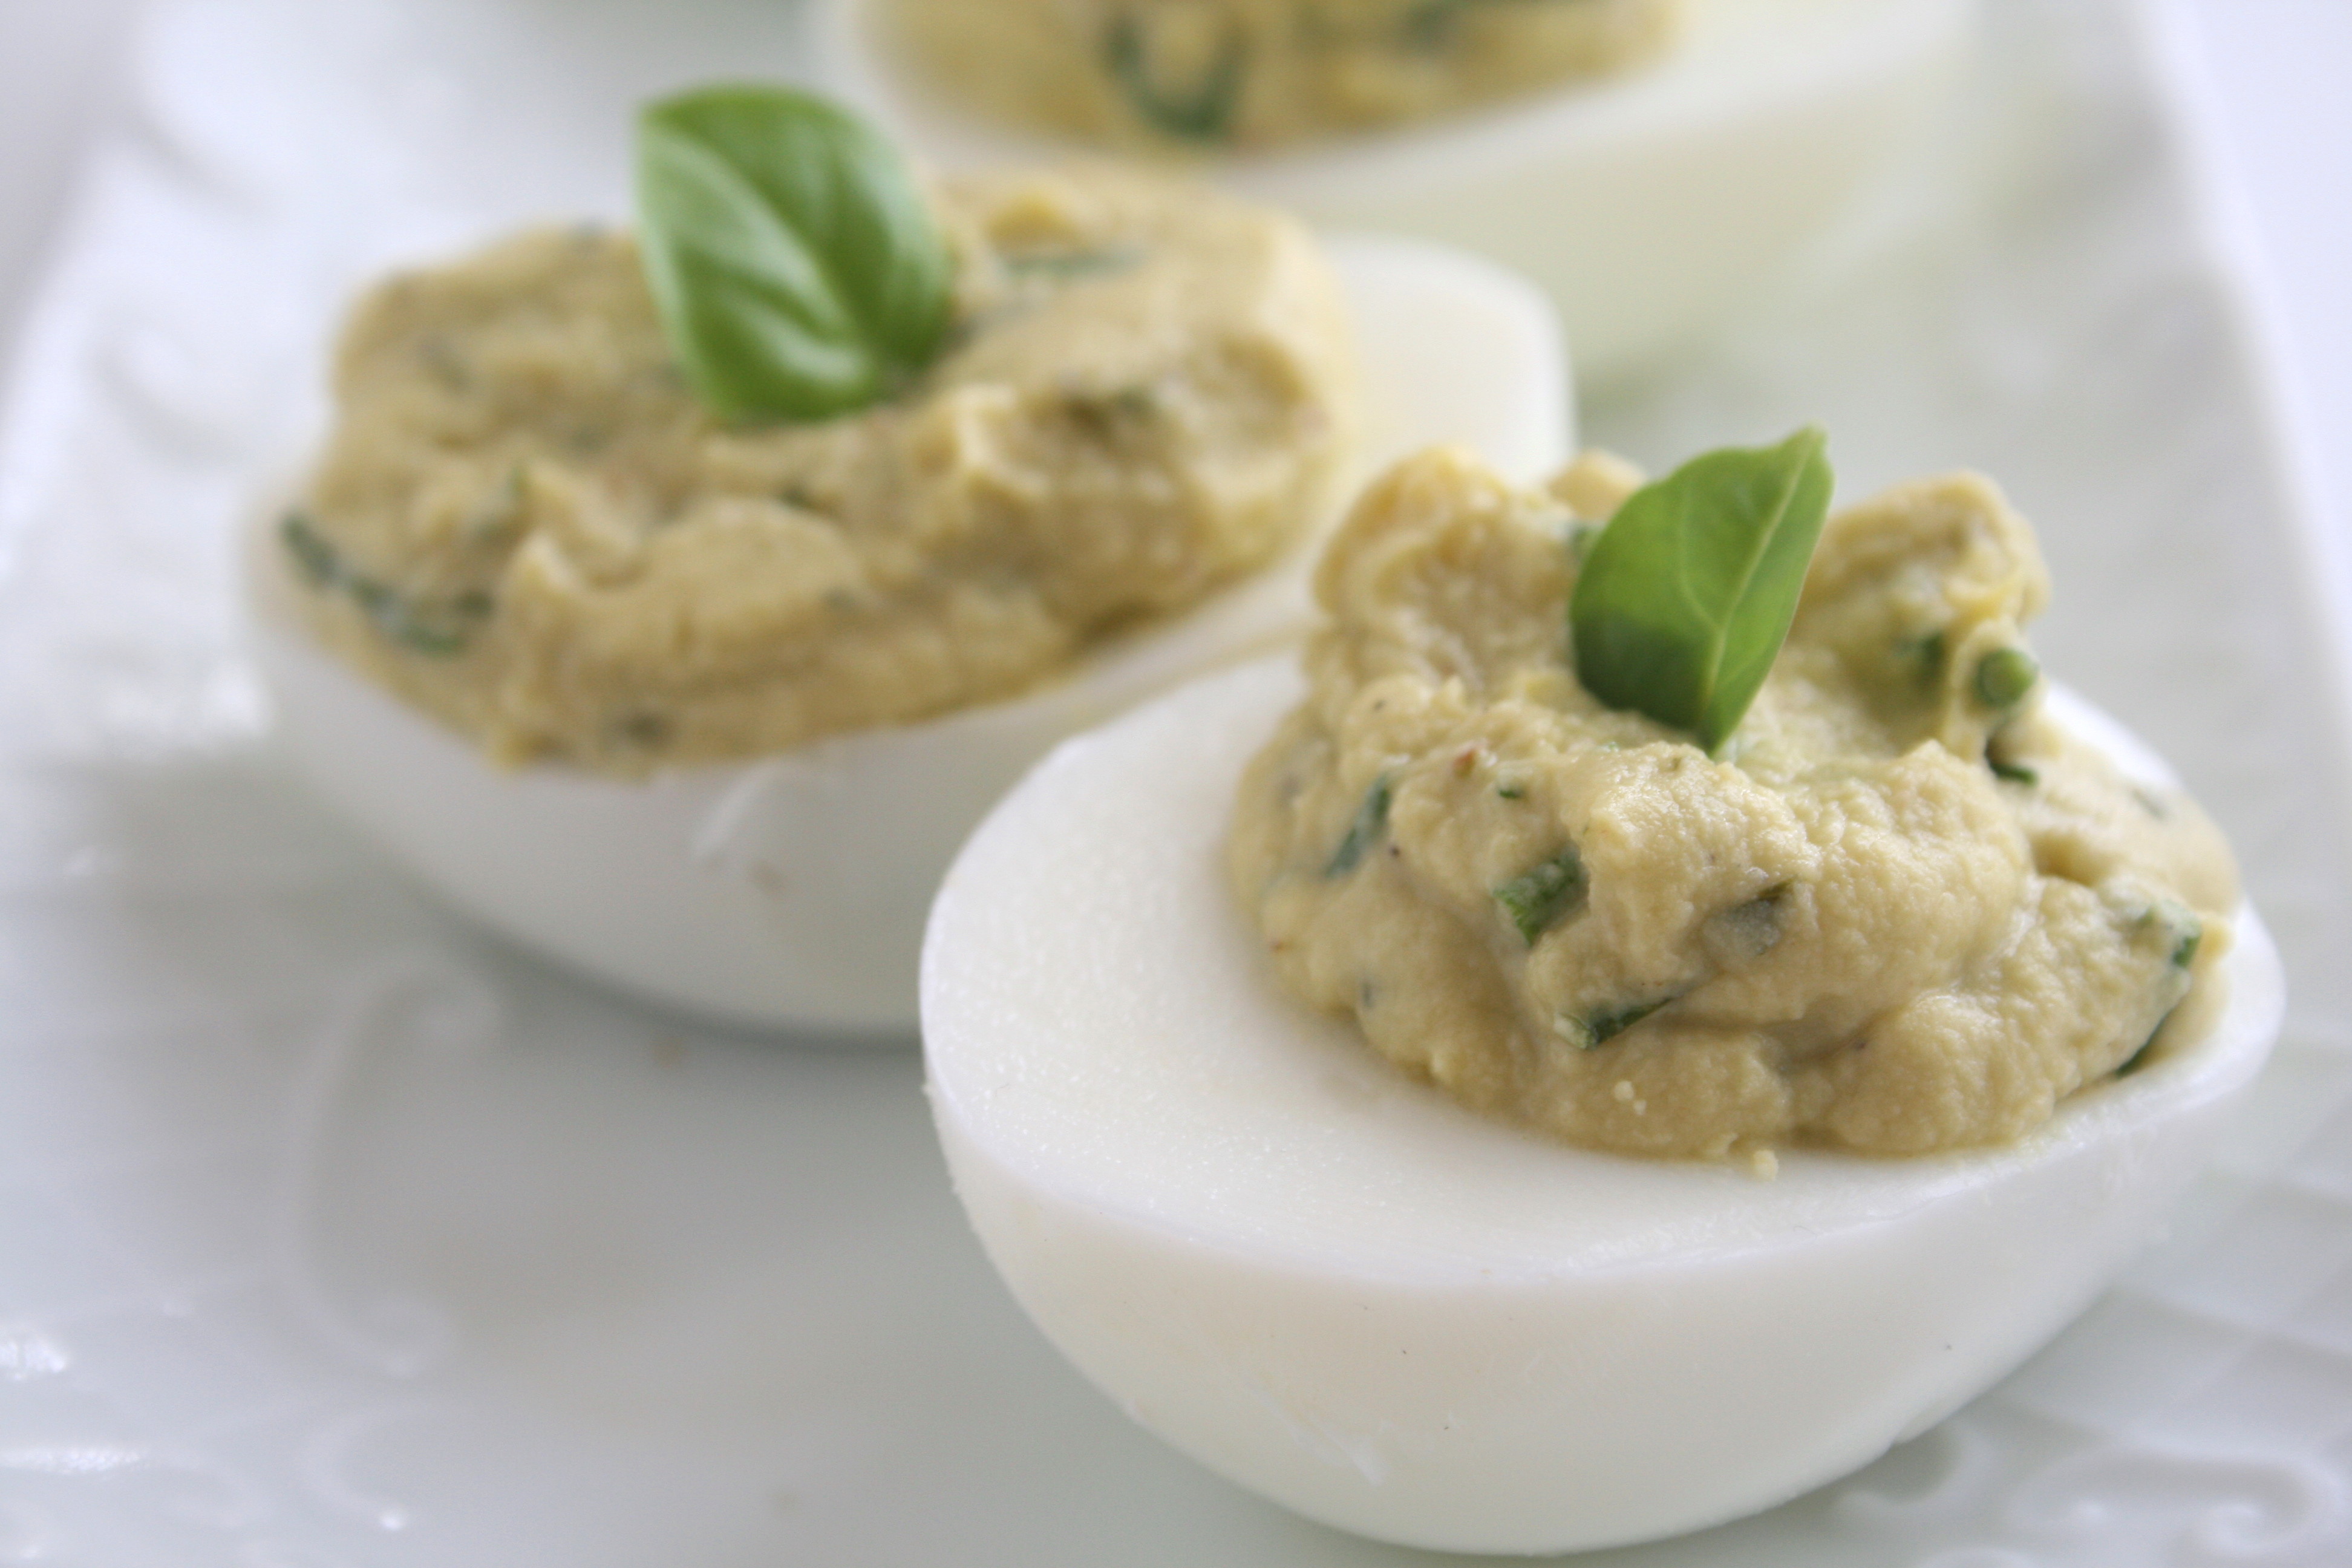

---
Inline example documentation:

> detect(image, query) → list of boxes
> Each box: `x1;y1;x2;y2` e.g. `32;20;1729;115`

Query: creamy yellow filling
286;168;1357;774
878;0;1682;153
1230;449;2239;1159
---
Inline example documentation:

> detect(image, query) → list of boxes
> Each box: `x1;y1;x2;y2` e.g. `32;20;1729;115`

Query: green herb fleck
2131;898;2203;969
1497;780;1528;801
1494;845;1587;945
1587;997;1667;1045
1402;0;1466;47
281;510;339;586
1002;247;1144;281
1706;884;1788;964
279;511;488;659
2115;1030;2159;1077
635;85;954;423
2166;913;2201;969
1973;647;2040;710
1989;758;2039;786
1065;384;1158;436
1900;627;1947;688
387;621;466;657
614;711;673;748
465;467;528;546
1570;427;1834;754
1558;995;1671;1050
2115;901;2203;1077
1103;14;1247;142
418;335;472;390
1402;0;1520;49
1326;776;1393;877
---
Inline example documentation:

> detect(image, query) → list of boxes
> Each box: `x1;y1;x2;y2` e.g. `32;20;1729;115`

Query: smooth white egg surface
250;235;1569;1040
814;0;1975;382
919;656;2284;1555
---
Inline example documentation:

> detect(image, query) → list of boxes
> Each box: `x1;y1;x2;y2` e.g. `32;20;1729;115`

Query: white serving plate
1;1;2348;1565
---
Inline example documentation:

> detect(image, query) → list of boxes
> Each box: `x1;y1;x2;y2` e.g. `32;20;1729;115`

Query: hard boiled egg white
920;656;2284;1555
814;0;1975;382
249;235;1568;1039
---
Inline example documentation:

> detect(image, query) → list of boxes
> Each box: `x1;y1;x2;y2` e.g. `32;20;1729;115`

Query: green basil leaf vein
635;85;953;423
1570;426;1834;754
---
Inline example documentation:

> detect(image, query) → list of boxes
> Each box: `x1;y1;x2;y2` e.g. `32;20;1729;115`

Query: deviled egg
863;0;1684;153
815;0;1976;379
252;88;1569;1037
918;445;2281;1551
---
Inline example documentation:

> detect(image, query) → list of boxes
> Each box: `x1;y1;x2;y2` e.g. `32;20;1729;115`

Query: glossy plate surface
0;0;2347;1564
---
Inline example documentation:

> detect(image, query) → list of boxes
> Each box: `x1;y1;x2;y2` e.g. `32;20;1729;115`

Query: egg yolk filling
280;167;1357;775
1229;448;2239;1158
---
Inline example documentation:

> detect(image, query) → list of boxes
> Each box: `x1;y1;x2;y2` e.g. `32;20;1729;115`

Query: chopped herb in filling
1494;844;1587;945
1326;776;1394;876
280;512;491;659
1232;448;2239;1159
1102;14;1247;142
1555;995;1671;1051
1002;247;1146;282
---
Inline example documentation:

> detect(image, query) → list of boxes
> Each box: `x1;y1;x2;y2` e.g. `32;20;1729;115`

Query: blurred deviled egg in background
815;0;1978;382
249;85;1569;1038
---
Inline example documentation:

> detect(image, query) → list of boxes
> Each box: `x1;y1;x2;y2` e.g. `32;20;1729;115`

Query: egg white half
249;235;1569;1039
814;0;1976;382
920;655;2284;1554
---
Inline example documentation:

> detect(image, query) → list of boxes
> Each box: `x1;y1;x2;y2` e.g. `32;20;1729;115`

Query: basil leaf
635;85;953;423
1570;427;1834;753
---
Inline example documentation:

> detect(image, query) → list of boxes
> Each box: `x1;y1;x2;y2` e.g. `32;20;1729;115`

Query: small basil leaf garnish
635;85;954;423
1570;427;1834;754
